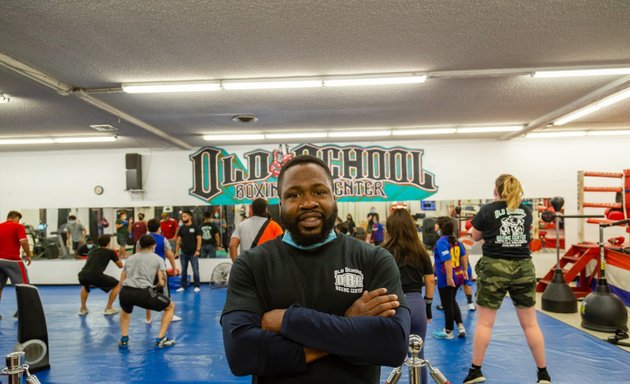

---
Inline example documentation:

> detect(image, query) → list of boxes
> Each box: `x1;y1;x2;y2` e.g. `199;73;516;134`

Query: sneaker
118;336;129;349
463;367;486;383
104;308;120;316
193;287;201;293
436;304;444;310
172;315;182;322
155;336;176;348
468;302;477;311
175;287;185;292
145;318;152;324
78;308;89;316
537;369;551;384
432;329;455;340
458;324;466;337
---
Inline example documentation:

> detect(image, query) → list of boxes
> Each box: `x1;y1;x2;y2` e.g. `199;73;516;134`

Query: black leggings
438;285;462;332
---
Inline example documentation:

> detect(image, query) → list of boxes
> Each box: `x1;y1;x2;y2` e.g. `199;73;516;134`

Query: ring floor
0;285;627;383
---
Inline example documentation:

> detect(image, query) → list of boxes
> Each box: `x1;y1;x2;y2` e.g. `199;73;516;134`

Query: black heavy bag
13;284;50;372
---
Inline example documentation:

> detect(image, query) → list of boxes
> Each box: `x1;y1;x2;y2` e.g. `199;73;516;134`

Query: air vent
89;124;119;132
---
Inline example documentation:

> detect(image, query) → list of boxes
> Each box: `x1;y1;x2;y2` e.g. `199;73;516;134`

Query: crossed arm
221;288;410;376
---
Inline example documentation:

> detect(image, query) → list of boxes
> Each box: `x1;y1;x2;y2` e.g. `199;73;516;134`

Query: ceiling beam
0;52;192;150
500;75;630;140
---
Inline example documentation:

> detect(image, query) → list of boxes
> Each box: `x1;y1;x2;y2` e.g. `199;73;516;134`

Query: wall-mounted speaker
14;284;50;372
125;153;142;190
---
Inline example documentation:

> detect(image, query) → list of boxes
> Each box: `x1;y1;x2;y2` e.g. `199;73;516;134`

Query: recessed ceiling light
232;115;259;123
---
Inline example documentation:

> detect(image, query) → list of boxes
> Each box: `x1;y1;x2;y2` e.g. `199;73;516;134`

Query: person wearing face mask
221;155;410;383
65;214;87;257
200;212;222;258
175;210;202;292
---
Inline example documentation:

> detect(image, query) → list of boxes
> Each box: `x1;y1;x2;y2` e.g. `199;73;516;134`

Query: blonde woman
464;174;550;384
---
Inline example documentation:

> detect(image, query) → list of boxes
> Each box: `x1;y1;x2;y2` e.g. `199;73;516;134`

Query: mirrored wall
19;197;564;260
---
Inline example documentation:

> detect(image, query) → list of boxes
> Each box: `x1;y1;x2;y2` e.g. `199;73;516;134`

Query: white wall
1;135;628;253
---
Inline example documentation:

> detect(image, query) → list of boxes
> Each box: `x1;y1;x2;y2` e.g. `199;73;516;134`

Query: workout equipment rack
577;170;630;241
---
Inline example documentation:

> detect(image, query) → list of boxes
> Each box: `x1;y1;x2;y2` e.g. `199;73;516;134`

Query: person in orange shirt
229;198;283;261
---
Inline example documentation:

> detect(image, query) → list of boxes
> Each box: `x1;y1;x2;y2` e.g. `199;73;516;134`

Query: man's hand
345;288;400;318
447;277;455;287
25;255;32;266
261;309;286;332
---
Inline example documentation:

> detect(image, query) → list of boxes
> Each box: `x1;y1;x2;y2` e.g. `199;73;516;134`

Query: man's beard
281;204;338;247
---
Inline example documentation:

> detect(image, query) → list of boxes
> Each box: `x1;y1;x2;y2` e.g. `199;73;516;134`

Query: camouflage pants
475;256;536;310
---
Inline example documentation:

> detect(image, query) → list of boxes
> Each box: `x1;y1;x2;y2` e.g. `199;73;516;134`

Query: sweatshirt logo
334;267;364;293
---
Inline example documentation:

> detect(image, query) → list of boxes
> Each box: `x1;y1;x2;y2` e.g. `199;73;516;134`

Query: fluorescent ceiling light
324;73;427;87
222;79;322;90
0;94;10;103
0;138;55;145
587;130;630;136
391;128;456;136
457;125;523;133
328;130;392;138
264;132;328;140
53;136;117;143
203;134;265;141
122;81;221;93
0;136;116;145
526;131;587;138
533;68;630;78
554;105;601;126
554;87;630;126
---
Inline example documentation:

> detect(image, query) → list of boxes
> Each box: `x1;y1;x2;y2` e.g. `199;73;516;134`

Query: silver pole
4;352;24;384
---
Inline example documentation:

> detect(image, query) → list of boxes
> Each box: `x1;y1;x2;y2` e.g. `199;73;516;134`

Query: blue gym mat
0;285;626;383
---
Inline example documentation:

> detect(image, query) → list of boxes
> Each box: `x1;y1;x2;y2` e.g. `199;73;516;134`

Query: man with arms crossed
221;155;410;383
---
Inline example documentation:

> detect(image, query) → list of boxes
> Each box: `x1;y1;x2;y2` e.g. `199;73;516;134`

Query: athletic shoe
155;337;176;348
432;329;455;340
144;318;152;324
175;287;185;292
458;324;466;337
436;304;444;310
463;367;486;383
172;315;182;322
468;302;477;311
118;336;129;349
78;308;89;316
104;308;120;316
193;287;201;293
537;369;551;383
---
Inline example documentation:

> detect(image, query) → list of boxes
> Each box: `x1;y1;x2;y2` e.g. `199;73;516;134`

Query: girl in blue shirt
432;217;468;340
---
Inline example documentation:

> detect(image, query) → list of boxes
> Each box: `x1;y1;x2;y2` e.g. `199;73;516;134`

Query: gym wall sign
189;143;438;205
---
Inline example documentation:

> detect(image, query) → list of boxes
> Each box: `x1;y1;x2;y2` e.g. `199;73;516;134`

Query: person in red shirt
160;212;179;251
0;211;33;320
130;213;148;252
